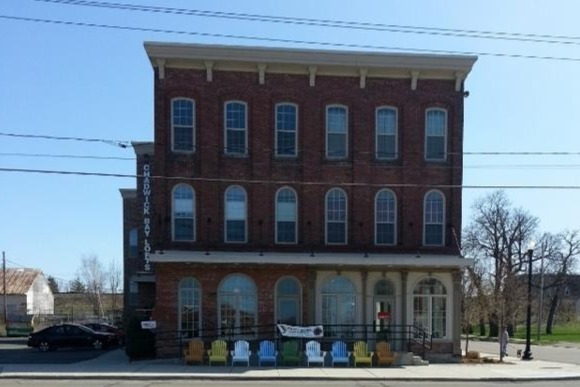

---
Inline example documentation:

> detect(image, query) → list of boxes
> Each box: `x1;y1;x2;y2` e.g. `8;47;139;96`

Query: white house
0;268;54;319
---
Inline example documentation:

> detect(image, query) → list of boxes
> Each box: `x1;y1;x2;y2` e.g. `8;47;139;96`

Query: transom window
326;105;348;159
325;188;347;244
179;277;201;338
225;186;247;243
276;277;301;325
413;278;447;338
375;189;396;245
218;274;257;336
321;276;356;336
275;187;297;244
424;190;445;246
225;101;248;156
376;107;397;159
425;108;447;161
275;103;298;157
172;184;195;241
172;98;195;152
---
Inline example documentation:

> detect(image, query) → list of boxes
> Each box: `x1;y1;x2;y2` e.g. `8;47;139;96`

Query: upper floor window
129;228;138;258
326;105;348;159
275;103;298;157
423;190;445;246
376;107;398;159
425;108;447;161
172;98;195;152
172;184;195;241
375;189;396;245
224;101;247;156
275;187;297;244
325;188;347;244
225;186;247;243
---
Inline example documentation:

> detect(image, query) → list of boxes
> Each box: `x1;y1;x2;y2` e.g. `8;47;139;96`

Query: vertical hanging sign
143;163;152;271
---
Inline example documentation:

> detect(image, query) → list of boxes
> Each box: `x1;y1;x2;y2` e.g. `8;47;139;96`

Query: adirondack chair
257;340;278;366
281;340;301;365
208;339;228;366
183;339;204;365
330;340;350;367
376;341;395;366
231;340;251;366
352;341;373;367
305;340;326;367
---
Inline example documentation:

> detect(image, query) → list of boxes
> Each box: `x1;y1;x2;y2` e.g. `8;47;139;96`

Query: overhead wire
0;132;130;148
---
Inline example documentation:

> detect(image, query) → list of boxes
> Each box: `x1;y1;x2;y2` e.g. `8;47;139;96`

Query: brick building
121;41;476;359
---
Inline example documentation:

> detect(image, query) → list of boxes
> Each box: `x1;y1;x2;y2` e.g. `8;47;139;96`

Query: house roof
0;268;42;295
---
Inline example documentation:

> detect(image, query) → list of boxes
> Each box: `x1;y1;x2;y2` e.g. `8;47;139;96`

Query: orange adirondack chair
376;341;395;366
183;339;204;364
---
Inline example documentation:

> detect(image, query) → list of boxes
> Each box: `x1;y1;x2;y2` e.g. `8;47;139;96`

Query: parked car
83;322;124;346
27;323;118;352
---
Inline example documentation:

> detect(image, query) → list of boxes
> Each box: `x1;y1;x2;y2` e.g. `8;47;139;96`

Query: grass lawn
512;323;580;344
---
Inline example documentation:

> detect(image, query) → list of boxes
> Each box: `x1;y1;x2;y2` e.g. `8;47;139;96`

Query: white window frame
178;277;202;338
224;100;248;156
425;108;448;161
275;187;298;244
172;184;195;242
275;103;298;157
325;104;348;159
375;106;398;160
218;274;257;337
423;190;445;246
171;98;195;152
374;189;397;246
412;277;448;339
325;188;348;245
224;185;248;243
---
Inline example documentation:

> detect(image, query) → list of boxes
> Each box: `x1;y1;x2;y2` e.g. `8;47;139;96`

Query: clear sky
1;0;579;286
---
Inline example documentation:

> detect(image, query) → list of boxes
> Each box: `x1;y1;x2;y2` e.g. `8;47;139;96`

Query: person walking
500;326;509;357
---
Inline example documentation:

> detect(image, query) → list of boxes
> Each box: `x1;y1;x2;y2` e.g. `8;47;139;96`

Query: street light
522;243;535;361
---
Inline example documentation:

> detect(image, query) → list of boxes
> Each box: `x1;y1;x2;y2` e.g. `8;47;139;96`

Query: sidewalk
2;349;580;381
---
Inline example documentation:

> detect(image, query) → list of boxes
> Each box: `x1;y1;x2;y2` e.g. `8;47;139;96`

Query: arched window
276;277;302;325
218;274;257;336
413;278;447;338
225;186;247;243
375;189;396;245
325;188;347;244
179;277;201;338
326;105;348;159
171;98;195;152
275;187;297;244
374;279;395;331
224;101;248;155
376;107;397;159
424;190;445;246
425;108;447;161
321;276;356;336
173;184;195;241
275;103;298;157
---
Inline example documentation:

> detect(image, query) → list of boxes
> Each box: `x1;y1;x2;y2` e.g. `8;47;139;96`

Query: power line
0;132;130;148
3;14;580;62
1;166;579;189
36;0;580;46
0;152;134;161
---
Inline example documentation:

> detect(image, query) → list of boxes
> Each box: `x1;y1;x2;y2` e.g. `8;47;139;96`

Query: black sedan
83;322;124;346
27;323;118;352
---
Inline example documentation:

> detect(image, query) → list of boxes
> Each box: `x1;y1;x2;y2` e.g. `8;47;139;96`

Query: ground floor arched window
178;277;201;338
412;277;447;338
218;274;257;337
321;276;356;337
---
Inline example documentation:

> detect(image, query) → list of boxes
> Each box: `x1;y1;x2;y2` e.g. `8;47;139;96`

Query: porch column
306;270;317;324
452;270;462;356
400;270;408;326
361;270;368;339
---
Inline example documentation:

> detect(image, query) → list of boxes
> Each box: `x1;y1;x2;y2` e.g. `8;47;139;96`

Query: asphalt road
0;337;111;364
464;339;580;365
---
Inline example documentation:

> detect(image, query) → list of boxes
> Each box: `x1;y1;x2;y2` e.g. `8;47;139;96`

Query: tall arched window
326;188;347;244
225;186;247;243
173;184;195;241
375;189;396;245
326;105;348;159
376;107;397;159
275;187;297;244
275;103;298;157
172;98;195;152
374;279;395;332
425;108;447;161
413;278;447;338
423;190;445;246
179;277;201;338
218;274;257;336
224;101;248;155
321;276;356;336
276;277;301;325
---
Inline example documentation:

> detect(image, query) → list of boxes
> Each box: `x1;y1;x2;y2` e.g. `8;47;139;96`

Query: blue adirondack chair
231;340;251;366
258;340;278;366
330;340;350;367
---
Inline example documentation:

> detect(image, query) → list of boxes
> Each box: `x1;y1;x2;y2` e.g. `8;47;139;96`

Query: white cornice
119;188;137;199
132;141;154;157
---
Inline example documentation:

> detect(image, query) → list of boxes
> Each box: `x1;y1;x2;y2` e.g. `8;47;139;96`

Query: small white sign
141;320;157;329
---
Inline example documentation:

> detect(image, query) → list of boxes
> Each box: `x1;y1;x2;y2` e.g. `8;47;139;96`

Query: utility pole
3;251;7;327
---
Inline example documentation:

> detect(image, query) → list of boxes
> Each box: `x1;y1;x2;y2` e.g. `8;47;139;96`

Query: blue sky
1;0;579;286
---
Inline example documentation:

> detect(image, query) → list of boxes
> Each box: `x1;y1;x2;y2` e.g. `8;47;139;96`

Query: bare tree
108;260;122;313
78;255;106;318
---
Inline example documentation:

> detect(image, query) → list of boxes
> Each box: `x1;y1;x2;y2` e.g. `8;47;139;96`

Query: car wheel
39;341;51;352
93;339;104;350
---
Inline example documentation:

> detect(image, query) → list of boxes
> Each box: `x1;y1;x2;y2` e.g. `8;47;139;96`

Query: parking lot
0;337;110;364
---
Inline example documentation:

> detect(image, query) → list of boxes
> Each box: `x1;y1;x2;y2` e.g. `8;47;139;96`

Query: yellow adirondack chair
376;341;395;366
208;339;228;366
353;341;373;367
183;339;204;365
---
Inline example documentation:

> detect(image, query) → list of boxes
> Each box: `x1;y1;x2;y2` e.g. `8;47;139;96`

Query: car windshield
77;325;95;333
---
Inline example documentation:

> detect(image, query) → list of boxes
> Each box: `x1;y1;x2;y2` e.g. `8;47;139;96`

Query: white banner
277;324;324;338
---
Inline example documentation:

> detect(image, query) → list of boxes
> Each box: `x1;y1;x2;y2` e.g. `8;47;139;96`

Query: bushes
125;313;155;359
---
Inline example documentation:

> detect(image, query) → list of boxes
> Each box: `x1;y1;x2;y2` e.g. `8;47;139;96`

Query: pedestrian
500;326;509;356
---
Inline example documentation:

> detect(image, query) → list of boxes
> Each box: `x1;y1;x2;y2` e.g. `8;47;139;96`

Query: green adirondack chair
281;340;301;365
353;341;373;367
208;339;228;366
